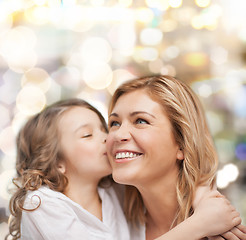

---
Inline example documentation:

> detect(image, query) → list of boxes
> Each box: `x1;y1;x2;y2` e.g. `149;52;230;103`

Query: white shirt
21;185;131;240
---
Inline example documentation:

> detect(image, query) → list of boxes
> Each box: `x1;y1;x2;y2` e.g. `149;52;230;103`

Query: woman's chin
112;170;138;185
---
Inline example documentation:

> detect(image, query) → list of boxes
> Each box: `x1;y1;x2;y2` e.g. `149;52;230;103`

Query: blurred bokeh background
0;0;246;238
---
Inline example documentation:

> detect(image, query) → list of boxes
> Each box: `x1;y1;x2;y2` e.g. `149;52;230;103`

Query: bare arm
155;190;243;240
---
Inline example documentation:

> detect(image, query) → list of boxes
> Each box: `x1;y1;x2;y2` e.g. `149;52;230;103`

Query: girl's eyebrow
74;124;90;133
109;111;156;118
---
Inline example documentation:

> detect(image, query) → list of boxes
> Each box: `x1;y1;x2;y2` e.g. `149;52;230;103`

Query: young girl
7;98;130;240
7;98;243;240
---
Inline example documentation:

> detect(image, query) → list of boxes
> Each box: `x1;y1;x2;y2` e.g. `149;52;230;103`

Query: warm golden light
145;0;169;11
107;69;136;95
184;52;208;67
118;0;133;8
80;37;112;63
25;6;50;25
169;0;182;8
21;68;51;93
0;26;37;73
195;0;211;8
140;28;163;46
135;8;154;23
83;63;113;90
16;86;46;115
34;0;47;6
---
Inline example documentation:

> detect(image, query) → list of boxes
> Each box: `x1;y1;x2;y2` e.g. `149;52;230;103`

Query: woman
106;75;246;240
7;98;242;240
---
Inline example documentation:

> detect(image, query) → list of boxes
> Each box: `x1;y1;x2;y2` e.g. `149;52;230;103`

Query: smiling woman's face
106;89;184;187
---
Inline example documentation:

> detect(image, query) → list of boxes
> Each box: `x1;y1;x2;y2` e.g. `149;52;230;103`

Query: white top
20;185;131;240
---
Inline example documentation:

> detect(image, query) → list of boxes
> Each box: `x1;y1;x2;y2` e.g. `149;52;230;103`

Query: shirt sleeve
21;195;90;240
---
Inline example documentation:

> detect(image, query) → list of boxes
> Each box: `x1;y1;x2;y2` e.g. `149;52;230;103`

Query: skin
106;89;246;240
41;103;245;239
107;89;183;188
107;89;183;237
57;106;111;219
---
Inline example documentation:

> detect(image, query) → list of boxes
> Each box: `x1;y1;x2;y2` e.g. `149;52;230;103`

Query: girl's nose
102;131;107;143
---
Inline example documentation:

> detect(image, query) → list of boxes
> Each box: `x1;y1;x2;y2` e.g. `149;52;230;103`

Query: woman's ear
58;161;66;174
177;148;184;161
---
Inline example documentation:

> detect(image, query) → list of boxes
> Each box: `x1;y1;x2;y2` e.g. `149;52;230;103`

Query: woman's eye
136;118;148;124
109;121;120;128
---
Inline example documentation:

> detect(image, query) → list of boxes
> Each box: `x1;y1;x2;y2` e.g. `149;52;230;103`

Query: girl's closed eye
82;134;92;138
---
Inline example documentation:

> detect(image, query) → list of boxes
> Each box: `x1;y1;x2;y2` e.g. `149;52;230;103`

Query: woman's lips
114;151;143;163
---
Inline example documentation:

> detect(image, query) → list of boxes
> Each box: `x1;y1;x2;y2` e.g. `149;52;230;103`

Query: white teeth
115;152;140;159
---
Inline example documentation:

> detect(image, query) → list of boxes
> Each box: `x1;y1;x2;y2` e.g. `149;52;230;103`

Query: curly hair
108;75;218;227
6;98;109;240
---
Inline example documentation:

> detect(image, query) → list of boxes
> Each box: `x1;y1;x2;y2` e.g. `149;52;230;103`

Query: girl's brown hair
7;98;108;239
108;75;218;226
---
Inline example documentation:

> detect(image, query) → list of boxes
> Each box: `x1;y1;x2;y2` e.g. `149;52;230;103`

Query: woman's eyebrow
109;112;118;118
130;111;156;118
109;111;155;118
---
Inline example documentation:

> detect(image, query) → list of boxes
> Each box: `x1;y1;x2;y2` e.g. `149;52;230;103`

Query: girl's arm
155;190;245;240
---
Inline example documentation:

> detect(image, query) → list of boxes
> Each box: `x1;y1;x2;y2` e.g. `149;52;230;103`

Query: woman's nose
114;124;131;142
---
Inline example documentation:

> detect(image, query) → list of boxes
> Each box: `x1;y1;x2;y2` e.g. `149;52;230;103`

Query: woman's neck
64;180;102;221
137;176;179;240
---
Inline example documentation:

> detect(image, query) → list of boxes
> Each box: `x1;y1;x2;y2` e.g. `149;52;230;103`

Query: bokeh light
140;28;163;46
80;37;112;63
0;126;16;156
217;164;239;189
235;143;246;161
16;86;46;116
0;0;246;235
83;63;113;90
21;68;52;93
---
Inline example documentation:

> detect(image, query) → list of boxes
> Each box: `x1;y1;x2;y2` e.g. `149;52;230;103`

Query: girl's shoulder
24;186;68;209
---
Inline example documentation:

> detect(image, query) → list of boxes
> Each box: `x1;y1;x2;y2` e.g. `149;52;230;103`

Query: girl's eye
82;134;92;138
136;118;148;124
109;121;120;128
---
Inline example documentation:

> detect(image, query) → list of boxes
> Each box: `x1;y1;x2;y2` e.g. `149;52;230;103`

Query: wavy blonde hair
6;98;109;240
108;75;218;226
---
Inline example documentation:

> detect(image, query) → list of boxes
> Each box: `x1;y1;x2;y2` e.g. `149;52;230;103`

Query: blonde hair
108;75;218;226
7;98;109;240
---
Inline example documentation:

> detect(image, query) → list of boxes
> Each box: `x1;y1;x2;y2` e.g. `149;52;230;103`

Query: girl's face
58;106;111;183
107;89;183;187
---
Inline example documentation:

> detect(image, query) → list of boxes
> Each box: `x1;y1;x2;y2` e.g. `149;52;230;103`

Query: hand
192;190;241;237
209;224;246;240
192;185;214;209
